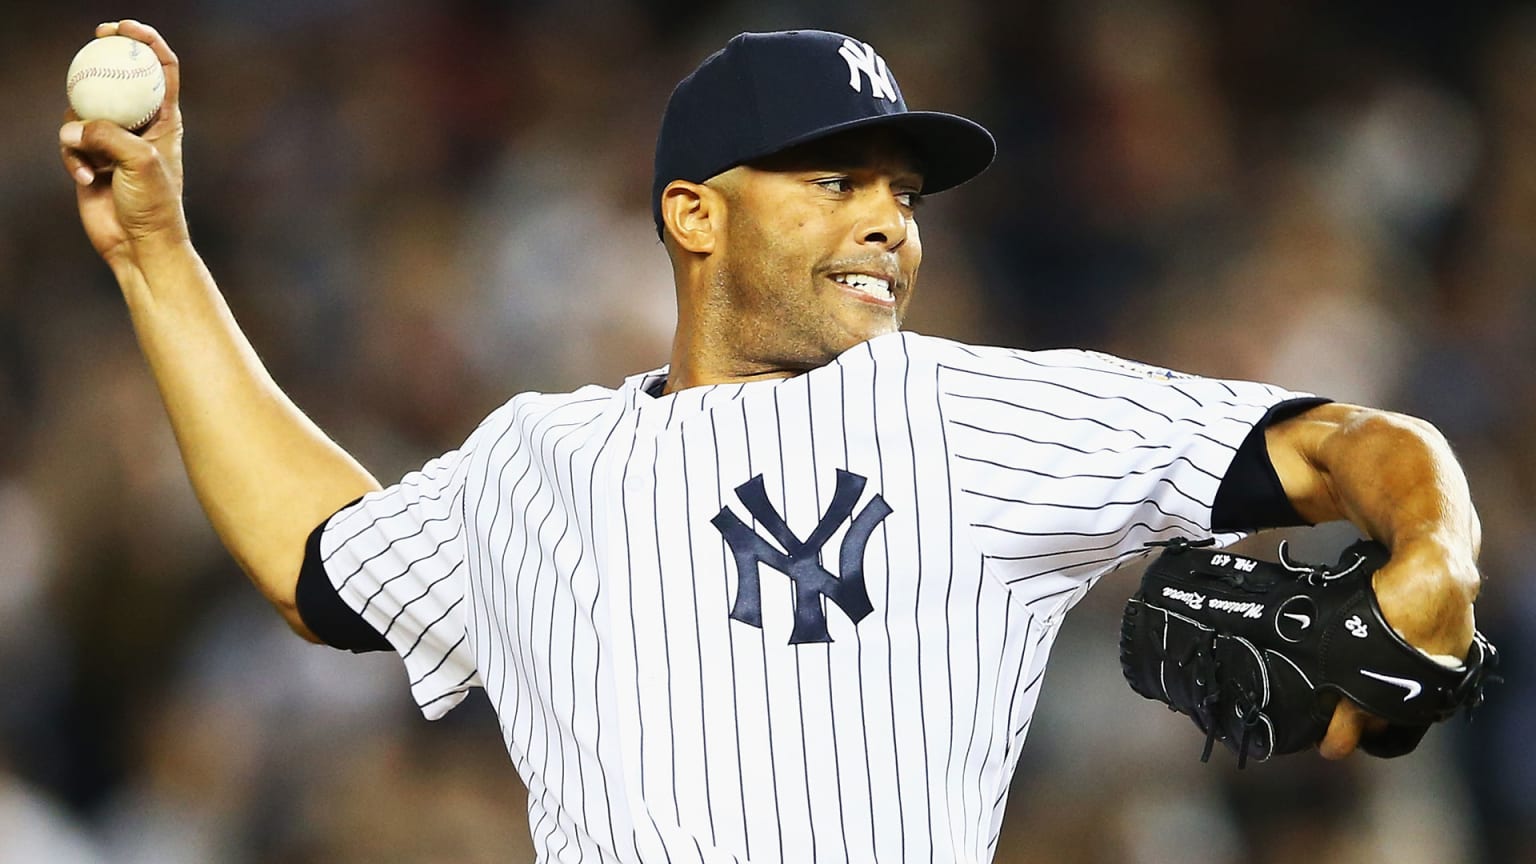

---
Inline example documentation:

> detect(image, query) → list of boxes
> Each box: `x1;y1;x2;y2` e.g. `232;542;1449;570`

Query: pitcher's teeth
833;273;893;300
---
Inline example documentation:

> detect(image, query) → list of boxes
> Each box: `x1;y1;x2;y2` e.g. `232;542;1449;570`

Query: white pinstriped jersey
316;331;1307;863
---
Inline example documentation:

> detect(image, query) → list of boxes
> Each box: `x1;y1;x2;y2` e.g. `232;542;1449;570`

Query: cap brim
743;110;997;196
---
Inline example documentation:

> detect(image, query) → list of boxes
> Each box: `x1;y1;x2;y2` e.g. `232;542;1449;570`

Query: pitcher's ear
661;180;722;254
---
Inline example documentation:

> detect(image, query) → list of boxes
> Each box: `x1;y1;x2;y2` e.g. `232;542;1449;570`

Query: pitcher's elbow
265;593;321;643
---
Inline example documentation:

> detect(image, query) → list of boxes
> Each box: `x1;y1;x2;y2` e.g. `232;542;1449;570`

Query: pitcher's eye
814;177;852;194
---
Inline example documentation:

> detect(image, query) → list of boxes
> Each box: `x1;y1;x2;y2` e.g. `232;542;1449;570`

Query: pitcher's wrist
130;223;195;264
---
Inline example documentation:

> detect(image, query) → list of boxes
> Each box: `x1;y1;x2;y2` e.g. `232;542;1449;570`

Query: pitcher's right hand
59;20;187;276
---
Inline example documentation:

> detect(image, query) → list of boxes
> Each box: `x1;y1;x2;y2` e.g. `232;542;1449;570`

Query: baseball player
60;20;1484;864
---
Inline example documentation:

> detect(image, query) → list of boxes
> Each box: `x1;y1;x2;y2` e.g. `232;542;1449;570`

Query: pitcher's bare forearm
1266;403;1481;653
121;236;380;637
58;22;376;639
1265;402;1483;759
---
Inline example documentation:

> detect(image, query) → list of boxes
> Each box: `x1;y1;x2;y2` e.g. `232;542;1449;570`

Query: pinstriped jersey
315;331;1308;863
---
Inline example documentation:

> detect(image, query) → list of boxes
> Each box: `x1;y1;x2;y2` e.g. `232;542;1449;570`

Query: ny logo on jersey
712;469;892;644
837;38;898;103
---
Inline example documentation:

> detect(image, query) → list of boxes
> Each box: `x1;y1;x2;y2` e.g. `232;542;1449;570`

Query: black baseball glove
1119;537;1497;767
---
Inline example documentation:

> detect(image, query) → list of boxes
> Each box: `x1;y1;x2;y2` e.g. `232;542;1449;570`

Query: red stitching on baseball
67;63;161;92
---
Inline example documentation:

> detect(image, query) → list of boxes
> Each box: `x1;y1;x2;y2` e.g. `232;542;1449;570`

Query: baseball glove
1119;537;1497;767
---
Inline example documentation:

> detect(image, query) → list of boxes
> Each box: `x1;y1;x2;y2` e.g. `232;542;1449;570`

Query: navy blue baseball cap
652;30;996;236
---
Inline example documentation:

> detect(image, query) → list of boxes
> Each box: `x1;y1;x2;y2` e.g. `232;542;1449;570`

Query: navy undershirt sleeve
1210;397;1333;531
295;500;392;653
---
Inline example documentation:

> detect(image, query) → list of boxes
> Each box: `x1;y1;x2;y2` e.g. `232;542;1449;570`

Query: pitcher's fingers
112;20;181;106
1318;700;1366;760
61;119;152;170
95;22;118;37
59;111;96;184
60;143;96;185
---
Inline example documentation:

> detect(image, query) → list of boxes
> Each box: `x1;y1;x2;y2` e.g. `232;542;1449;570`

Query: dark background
1;1;1532;861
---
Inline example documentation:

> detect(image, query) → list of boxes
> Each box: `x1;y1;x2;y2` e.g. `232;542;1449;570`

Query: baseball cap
652;30;996;236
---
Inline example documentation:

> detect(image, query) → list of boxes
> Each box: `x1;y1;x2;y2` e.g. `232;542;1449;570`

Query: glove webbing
1160;619;1268;769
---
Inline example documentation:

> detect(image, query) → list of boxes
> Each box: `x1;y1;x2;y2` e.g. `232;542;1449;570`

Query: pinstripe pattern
317;331;1306;863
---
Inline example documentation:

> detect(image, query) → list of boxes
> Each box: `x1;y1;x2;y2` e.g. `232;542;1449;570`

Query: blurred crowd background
2;0;1533;861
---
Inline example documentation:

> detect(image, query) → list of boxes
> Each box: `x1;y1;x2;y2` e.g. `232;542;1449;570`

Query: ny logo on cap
838;38;898;103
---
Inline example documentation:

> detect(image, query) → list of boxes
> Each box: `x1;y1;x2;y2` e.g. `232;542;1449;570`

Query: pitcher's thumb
60;119;153;166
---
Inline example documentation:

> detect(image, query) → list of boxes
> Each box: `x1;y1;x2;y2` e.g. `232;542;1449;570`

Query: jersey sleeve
936;342;1315;595
310;444;481;720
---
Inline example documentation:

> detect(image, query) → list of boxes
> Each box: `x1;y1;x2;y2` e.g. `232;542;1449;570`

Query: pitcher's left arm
1264;402;1482;758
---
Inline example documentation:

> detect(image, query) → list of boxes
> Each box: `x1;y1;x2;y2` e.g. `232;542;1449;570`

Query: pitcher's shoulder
856;332;1083;375
851;331;1015;368
473;381;623;436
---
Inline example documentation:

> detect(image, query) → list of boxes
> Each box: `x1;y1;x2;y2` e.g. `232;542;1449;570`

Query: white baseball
66;35;166;131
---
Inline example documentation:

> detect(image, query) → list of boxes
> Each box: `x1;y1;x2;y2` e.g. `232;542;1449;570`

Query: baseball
66;35;165;131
